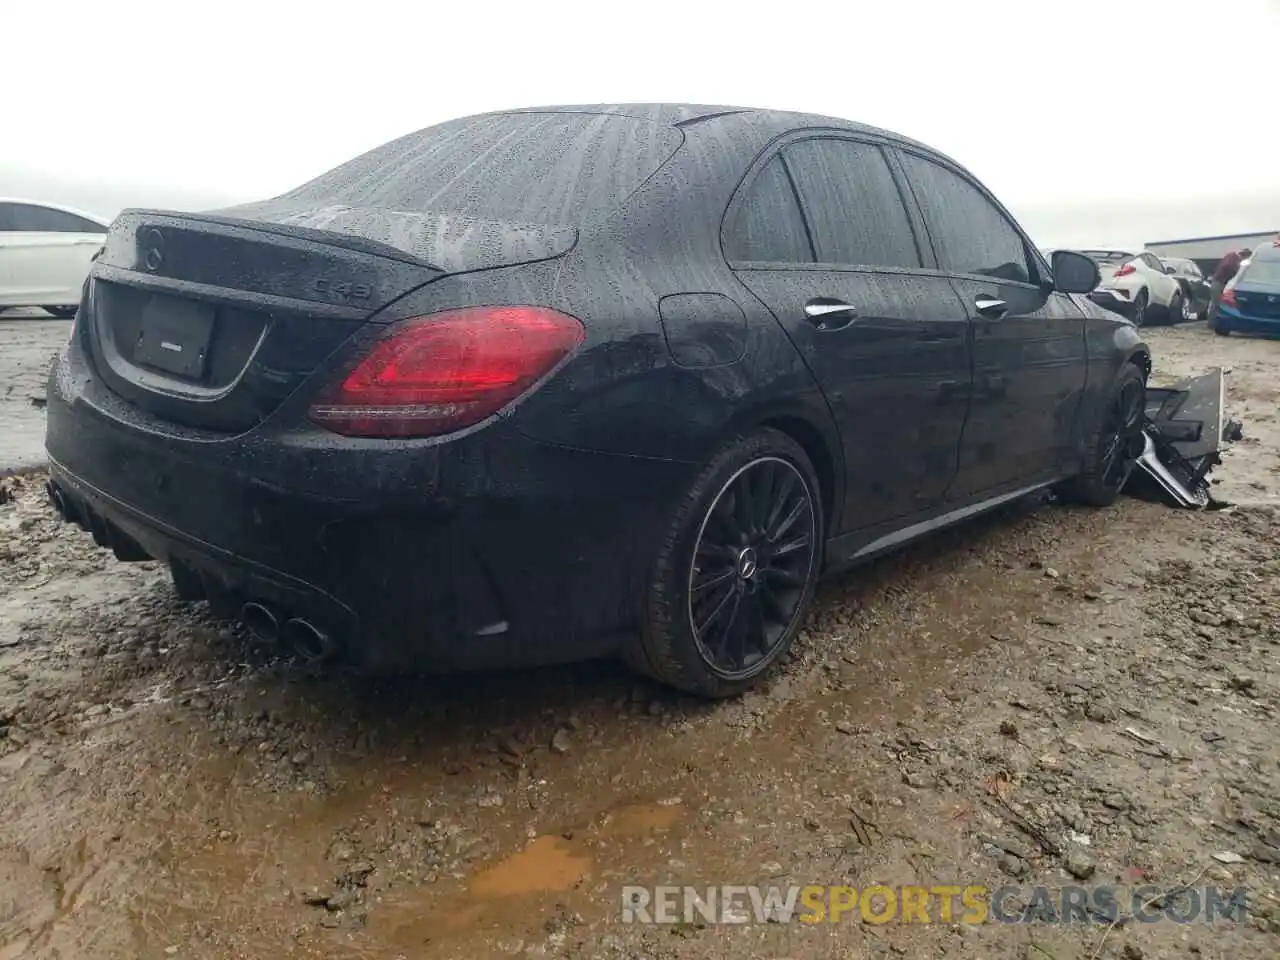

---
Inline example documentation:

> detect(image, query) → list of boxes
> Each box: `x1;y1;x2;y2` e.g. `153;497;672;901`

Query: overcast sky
7;0;1279;249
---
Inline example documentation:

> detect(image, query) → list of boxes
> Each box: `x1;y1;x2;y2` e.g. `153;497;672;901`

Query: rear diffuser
1127;366;1241;509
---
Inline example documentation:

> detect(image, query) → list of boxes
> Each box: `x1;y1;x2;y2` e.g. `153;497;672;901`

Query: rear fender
720;397;845;533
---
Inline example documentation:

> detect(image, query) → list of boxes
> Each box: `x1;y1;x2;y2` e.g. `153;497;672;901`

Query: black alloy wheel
687;456;817;679
631;428;824;698
1097;373;1146;493
1132;290;1148;327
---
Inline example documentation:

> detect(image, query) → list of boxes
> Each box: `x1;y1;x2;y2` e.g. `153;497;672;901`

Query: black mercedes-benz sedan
44;104;1150;697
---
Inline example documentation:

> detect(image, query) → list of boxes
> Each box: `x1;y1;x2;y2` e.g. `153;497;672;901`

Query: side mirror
1051;250;1101;294
1164;265;1177;275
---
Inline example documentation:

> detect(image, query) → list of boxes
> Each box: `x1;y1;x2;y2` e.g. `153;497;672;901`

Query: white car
1079;249;1187;326
0;198;110;318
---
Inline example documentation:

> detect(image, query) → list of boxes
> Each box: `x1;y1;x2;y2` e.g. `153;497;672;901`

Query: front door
893;150;1089;499
724;136;973;534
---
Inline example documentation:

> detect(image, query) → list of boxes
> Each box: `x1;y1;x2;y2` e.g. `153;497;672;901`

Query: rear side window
783;139;921;269
899;153;1032;283
0;202;105;233
279;113;683;226
724;156;813;263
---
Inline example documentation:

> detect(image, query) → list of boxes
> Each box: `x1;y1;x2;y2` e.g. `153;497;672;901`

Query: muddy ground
1;322;1278;960
0;311;65;476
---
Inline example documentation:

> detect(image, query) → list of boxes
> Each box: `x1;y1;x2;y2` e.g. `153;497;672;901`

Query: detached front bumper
1130;367;1238;509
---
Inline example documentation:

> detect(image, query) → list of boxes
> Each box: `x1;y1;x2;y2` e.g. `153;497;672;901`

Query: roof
1145;229;1279;246
0;196;111;226
489;102;934;151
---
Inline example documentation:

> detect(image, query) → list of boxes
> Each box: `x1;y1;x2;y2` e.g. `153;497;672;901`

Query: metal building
1145;230;1279;276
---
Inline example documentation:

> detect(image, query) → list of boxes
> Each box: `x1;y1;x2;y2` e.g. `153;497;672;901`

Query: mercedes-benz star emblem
141;227;164;272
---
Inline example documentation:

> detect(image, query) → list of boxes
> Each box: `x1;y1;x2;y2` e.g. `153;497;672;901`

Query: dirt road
2;323;1278;959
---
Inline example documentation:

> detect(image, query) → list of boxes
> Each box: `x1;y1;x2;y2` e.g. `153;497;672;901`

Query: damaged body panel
1130;367;1238;508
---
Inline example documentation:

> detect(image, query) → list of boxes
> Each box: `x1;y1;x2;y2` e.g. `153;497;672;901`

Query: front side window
899;153;1032;284
723;155;813;264
782;138;921;269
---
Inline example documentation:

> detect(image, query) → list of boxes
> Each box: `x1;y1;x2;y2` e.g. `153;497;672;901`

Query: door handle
804;298;858;331
974;297;1008;319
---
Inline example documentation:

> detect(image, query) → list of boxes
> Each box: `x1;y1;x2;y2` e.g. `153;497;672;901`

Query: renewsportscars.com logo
620;884;1249;926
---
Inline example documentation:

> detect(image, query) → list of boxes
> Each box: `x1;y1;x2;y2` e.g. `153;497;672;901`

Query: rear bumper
44;345;694;671
1088;288;1138;320
1215;305;1280;336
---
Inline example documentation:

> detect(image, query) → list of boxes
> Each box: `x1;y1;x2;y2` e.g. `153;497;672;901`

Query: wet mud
1;323;1279;958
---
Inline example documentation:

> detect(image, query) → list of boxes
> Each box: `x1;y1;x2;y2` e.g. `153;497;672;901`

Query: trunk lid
1084;253;1134;284
84;206;577;433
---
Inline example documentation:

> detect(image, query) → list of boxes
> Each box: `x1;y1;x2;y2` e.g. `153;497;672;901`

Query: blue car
1215;244;1280;336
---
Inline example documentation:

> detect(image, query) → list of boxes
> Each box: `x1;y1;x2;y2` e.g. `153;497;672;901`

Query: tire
629;428;824;698
1132;290;1149;327
43;306;76;320
1195;289;1210;323
1166;291;1185;325
1060;364;1147;507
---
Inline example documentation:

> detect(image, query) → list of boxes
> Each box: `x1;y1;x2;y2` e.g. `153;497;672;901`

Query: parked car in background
0;199;109;318
1080;249;1186;326
1159;256;1211;321
45;104;1149;698
1215;244;1280;337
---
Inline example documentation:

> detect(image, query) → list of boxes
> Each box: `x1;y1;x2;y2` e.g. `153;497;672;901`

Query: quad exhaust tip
281;618;337;664
240;602;280;645
240;603;337;663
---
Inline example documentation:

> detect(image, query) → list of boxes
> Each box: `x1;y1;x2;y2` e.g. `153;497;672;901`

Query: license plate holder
133;294;215;381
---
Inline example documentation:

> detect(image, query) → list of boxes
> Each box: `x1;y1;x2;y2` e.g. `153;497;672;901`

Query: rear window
1241;258;1280;283
279;113;683;226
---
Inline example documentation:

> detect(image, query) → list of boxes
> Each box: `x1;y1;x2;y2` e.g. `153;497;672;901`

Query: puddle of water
468;836;591;899
378;799;688;954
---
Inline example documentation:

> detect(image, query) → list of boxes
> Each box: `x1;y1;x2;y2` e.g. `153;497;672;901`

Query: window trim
779;135;928;273
720;151;817;267
721;128;933;274
890;146;1048;289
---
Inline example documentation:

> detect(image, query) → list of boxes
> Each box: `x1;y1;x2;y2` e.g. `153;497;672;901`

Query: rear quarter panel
503;132;839;471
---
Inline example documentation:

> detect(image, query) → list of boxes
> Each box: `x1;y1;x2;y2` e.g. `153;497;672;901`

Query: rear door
892;149;1088;499
725;135;973;534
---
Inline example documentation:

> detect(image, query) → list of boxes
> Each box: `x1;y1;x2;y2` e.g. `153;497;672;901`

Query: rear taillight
1113;263;1137;278
1221;288;1237;308
309;306;585;438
